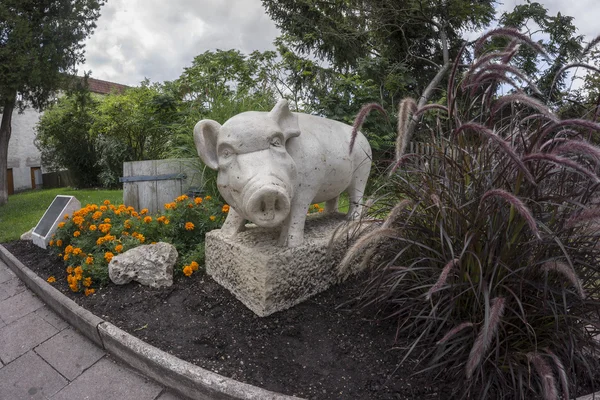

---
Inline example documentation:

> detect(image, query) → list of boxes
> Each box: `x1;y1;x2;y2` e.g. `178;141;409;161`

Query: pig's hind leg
346;160;371;219
325;196;339;213
221;207;246;236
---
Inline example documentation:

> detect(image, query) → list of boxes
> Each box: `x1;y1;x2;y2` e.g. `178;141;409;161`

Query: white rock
109;242;177;288
20;228;34;241
194;99;372;247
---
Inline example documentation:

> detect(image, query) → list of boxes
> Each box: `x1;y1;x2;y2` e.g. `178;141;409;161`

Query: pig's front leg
221;207;246;236
278;195;312;247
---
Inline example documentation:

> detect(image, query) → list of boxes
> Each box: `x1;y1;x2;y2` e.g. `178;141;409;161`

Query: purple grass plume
552;140;600;165
395;98;418;162
437;322;475;345
338;228;397;279
455;123;536;184
539;119;600;145
426;258;460;300
545;349;569;400
492;94;556;121
480;189;540;239
566;207;600;229
541;261;585;299
349;103;386;154
474;28;548;60
382;199;414;229
527;352;558;400
466;297;506;379
523;153;600;183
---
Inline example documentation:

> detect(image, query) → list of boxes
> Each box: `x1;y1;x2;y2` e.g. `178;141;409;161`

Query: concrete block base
205;213;363;317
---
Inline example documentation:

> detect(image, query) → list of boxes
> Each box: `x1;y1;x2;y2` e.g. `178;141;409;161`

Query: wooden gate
121;159;203;215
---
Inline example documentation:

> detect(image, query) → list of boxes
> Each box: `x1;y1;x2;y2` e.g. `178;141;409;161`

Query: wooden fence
121;159;203;214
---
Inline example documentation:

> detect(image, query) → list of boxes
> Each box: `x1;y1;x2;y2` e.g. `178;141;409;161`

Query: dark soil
4;240;455;399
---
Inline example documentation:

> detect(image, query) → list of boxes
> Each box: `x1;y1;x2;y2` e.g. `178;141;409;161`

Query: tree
92;80;180;187
0;0;105;204
261;0;496;109
35;78;101;187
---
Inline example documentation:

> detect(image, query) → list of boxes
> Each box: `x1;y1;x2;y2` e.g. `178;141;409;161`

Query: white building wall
4;107;43;192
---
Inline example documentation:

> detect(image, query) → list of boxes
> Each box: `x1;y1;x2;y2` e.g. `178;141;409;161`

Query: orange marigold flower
185;222;195;231
140;208;148;215
66;266;74;274
99;224;111;234
73;248;83;256
73;216;84;225
318;208;324;213
122;231;130;236
74;266;83;278
49;240;54;247
194;197;203;205
70;283;79;292
183;265;193;277
190;261;199;271
83;277;92;287
313;203;320;209
115;244;123;253
104;218;111;223
67;274;74;284
47;276;56;283
209;215;216;221
222;204;230;213
176;194;189;202
73;231;81;237
143;216;152;223
85;288;95;296
65;245;74;254
136;234;145;243
58;222;65;229
64;214;70;220
89;225;97;231
56;239;63;247
188;203;193;208
131;211;139;217
105;252;114;262
205;195;212;200
103;199;111;205
100;205;108;212
63;254;70;261
92;211;102;220
85;256;94;265
109;205;116;211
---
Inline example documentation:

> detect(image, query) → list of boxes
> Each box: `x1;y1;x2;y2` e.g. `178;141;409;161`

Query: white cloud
81;0;280;86
80;1;599;87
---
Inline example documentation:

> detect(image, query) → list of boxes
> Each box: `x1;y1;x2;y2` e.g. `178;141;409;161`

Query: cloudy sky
80;0;600;87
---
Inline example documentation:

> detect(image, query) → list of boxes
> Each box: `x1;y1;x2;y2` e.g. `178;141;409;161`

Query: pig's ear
194;120;221;170
269;99;300;140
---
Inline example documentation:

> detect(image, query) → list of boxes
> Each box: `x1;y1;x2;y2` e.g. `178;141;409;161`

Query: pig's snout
245;186;291;228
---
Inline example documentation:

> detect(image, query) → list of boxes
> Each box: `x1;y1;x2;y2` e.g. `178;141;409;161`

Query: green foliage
35;80;101;187
0;0;105;204
344;30;600;399
48;194;227;291
35;79;181;188
499;2;584;100
0;188;122;243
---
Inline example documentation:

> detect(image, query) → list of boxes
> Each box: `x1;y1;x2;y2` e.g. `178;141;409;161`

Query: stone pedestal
205;213;363;317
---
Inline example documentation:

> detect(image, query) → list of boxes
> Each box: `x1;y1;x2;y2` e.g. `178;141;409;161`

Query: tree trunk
0;95;16;205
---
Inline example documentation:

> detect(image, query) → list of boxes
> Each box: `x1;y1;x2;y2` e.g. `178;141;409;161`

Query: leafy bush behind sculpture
343;29;600;399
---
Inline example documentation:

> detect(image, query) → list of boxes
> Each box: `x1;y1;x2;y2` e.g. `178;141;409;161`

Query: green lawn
0;188;123;243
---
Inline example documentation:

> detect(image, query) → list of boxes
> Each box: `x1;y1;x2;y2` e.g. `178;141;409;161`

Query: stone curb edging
0;244;302;400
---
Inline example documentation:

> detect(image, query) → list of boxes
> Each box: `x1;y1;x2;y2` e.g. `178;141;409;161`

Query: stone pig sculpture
194;99;371;247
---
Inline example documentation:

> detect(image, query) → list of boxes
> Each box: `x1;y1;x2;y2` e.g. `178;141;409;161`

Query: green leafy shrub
343;29;600;399
48;195;226;294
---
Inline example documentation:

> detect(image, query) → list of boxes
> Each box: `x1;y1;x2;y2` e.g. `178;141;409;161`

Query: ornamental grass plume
346;28;600;399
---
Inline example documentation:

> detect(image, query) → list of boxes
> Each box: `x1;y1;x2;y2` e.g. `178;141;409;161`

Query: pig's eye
270;137;282;147
220;147;233;159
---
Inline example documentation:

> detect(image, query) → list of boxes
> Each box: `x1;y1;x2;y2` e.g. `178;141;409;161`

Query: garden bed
3;239;456;400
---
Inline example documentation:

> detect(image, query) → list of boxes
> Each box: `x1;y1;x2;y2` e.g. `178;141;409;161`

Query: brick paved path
0;259;183;400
